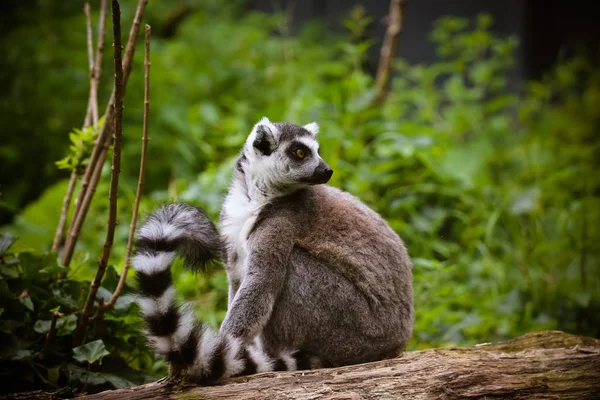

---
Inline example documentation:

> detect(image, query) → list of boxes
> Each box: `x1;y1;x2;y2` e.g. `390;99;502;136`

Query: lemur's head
237;117;333;196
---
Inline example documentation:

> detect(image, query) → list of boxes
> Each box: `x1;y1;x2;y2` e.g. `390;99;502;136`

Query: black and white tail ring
133;203;316;383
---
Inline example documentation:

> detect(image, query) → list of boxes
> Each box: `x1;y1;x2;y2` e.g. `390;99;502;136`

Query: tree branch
374;0;405;105
61;0;149;268
39;311;62;361
92;0;108;130
86;0;108;131
84;3;95;128
102;24;151;312
76;0;124;343
77;331;600;400
51;170;78;253
53;0;108;257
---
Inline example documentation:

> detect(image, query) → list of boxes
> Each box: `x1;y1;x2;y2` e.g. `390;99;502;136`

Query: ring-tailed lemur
133;118;413;383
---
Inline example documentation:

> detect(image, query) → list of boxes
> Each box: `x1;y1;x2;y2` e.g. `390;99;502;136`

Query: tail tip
135;203;221;271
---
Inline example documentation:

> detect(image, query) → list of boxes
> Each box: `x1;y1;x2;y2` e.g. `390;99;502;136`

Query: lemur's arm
219;214;293;342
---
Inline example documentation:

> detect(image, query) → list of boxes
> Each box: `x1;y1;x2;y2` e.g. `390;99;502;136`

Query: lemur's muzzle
309;159;333;184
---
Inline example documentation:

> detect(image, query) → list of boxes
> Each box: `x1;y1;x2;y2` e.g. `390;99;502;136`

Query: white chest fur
220;180;266;283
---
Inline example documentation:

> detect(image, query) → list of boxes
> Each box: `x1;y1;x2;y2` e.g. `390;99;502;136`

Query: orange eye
294;148;305;159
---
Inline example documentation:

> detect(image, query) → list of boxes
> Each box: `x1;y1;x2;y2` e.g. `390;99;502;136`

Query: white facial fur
303;122;319;135
240;117;326;199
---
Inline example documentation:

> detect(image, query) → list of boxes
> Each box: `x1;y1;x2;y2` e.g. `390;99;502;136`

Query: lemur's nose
312;160;333;184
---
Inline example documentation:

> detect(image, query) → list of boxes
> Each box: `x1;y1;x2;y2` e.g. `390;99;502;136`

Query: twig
51;4;95;255
76;0;124;344
39;311;61;361
74;125;112;246
28;362;59;389
46;312;60;347
581;178;588;288
91;0;108;129
52;0;108;256
66;253;90;278
51;170;78;253
61;0;149;268
94;298;107;337
102;24;151;312
374;0;405;105
84;3;95;128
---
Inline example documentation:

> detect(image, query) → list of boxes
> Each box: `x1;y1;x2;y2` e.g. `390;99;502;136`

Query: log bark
77;331;599;400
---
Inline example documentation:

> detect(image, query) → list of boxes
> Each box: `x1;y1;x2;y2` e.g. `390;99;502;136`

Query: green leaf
0;320;12;333
115;294;135;311
36;314;79;336
0;233;17;256
102;373;136;389
34;319;52;334
53;289;79;309
47;367;60;384
19;296;34;311
572;291;592;308
510;187;540;215
65;364;135;389
72;339;110;364
66;364;108;386
0;265;19;278
57;314;78;336
96;286;113;303
11;349;33;361
19;252;45;280
39;262;66;275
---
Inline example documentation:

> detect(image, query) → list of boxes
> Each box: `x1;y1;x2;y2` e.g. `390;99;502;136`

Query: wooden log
77;331;599;400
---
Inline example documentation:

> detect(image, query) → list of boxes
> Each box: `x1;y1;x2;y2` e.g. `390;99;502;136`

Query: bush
0;234;164;394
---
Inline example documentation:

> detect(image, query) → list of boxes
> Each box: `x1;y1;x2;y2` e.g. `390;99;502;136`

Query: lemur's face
241;118;333;193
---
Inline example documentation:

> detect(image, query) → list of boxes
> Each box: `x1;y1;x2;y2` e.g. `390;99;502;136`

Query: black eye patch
287;142;311;161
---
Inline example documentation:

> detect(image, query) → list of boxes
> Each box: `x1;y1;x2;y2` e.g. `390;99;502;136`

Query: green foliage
1;1;599;395
0;234;163;395
72;340;110;365
0;2;115;220
56;117;104;173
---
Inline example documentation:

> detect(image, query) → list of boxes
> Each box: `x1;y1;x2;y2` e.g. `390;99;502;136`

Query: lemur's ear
253;117;277;156
303;122;319;136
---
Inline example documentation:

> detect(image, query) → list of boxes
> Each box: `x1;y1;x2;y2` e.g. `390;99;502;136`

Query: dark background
249;0;600;80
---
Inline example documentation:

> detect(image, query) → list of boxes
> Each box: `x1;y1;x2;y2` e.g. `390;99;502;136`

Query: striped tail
133;203;316;383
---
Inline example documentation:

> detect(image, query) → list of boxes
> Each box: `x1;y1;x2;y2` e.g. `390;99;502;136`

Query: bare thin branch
82;135;111;219
45;312;60;347
91;0;108;129
62;0;149;268
84;3;95;76
84;3;95;127
95;0;109;81
581;178;588;287
77;0;125;342
374;0;405;105
51;170;78;253
52;2;100;255
103;24;151;312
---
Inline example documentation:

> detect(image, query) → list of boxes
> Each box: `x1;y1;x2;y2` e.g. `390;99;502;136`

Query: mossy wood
2;331;598;399
73;331;600;399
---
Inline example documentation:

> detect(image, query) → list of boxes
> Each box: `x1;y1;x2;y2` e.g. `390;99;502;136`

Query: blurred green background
0;0;599;395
